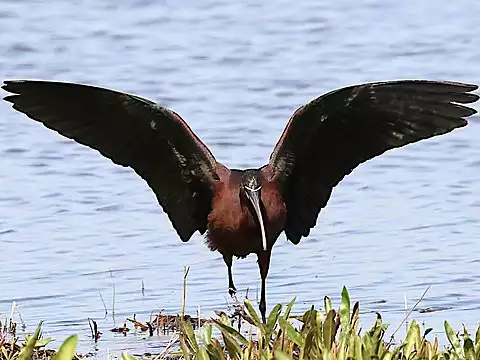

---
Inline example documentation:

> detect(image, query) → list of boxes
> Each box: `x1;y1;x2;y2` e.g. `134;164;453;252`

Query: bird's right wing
3;80;220;242
268;80;479;244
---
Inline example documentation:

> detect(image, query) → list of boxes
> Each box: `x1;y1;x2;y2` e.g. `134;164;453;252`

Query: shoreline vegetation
2;268;479;360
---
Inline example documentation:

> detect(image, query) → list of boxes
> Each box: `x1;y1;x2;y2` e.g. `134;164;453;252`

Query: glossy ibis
2;79;478;322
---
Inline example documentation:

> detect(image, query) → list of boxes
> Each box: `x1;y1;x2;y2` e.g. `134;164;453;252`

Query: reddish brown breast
206;166;286;258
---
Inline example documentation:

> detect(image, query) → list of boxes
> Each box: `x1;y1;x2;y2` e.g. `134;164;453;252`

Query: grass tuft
175;288;480;360
1;271;478;360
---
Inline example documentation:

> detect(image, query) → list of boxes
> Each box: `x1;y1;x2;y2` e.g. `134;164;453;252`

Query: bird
2;79;478;322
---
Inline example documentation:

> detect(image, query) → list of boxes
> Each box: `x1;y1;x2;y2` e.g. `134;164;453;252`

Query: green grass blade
221;331;243;359
197;346;210;360
266;304;282;336
274;350;294;360
354;336;364;360
324;296;332;315
203;323;212;346
362;333;375;357
20;321;43;360
244;299;264;332
212;319;248;345
323;309;336;351
339;287;351;336
209;339;227;360
278;317;303;347
284;297;296;319
120;352;136;360
382;352;392;360
403;321;416;358
179;335;192;360
181;320;198;351
445;321;463;358
337;336;347;360
339;286;350;337
475;325;480;358
54;335;78;360
464;338;475;360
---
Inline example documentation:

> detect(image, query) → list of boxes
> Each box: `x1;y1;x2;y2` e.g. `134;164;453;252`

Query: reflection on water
0;0;479;356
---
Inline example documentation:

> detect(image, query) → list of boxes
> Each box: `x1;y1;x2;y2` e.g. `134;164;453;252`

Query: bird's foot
229;286;239;305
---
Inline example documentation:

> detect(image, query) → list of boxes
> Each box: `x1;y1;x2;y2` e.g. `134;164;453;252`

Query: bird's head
241;170;268;252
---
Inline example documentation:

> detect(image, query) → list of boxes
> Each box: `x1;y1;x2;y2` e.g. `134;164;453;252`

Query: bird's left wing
3;80;220;241
268;80;479;244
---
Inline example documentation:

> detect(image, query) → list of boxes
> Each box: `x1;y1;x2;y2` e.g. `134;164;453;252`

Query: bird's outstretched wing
2;80;220;241
268;80;479;244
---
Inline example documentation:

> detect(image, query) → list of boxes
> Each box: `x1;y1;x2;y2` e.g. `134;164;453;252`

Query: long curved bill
245;186;268;251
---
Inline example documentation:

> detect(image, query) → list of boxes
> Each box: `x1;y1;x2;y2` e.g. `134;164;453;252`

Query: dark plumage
3;79;478;322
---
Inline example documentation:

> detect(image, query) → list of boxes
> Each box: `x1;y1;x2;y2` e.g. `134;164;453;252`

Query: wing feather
3;80;219;241
269;80;478;244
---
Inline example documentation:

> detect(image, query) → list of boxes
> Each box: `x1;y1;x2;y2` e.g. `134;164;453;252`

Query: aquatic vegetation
2;287;480;359
0;320;79;360
176;287;480;359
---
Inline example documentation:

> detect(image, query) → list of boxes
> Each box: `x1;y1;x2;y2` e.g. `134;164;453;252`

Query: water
0;0;479;356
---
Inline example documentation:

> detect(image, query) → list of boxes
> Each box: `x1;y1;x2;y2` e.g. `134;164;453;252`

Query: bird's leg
222;253;238;302
257;249;272;324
